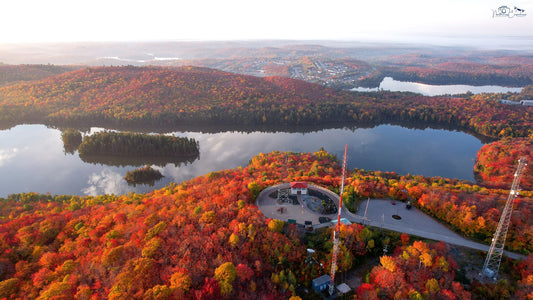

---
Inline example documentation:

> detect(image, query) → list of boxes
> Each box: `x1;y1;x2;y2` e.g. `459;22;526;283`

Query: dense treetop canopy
0;66;531;139
0;150;532;298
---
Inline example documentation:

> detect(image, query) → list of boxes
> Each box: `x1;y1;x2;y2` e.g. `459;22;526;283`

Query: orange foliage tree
0;150;347;299
474;137;532;190
361;241;471;299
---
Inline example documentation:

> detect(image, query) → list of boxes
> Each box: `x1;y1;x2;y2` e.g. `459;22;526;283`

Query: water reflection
0;124;483;197
159;126;481;185
79;153;198;168
82;169;131;196
0;148;22;167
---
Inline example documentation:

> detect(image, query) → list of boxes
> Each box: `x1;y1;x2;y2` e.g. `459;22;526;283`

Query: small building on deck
312;274;331;293
290;181;308;195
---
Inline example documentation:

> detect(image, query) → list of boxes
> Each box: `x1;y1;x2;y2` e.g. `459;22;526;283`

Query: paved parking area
257;185;525;260
256;183;338;226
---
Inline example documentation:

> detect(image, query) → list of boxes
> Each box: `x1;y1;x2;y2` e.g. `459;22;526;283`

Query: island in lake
78;131;199;157
124;165;164;186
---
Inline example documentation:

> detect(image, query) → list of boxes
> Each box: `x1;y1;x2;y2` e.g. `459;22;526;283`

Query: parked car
319;216;331;223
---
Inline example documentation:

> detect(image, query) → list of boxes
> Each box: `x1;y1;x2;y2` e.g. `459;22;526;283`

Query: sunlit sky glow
0;0;531;44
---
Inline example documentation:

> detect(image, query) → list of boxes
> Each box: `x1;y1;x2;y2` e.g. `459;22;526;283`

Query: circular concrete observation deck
256;182;357;228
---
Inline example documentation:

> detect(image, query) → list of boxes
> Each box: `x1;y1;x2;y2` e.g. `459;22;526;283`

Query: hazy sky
1;0;531;44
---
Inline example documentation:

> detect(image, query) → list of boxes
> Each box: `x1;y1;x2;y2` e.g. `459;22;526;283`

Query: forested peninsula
0;66;531;139
474;136;533;190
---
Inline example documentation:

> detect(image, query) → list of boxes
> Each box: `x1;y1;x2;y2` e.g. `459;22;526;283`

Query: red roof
290;182;308;188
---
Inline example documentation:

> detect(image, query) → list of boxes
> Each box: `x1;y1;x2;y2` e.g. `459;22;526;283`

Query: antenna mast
329;144;348;295
481;156;527;279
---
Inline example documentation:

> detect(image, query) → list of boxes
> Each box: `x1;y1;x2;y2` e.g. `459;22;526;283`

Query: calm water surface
352;77;523;96
0;124;483;197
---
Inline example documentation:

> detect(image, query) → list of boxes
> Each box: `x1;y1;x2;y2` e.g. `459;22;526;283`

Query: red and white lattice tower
329;144;348;295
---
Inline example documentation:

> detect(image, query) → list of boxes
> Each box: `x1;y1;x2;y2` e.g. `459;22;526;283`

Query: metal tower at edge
481;156;527;279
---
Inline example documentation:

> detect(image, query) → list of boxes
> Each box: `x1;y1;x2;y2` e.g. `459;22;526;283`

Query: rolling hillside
0;64;79;86
0;65;531;140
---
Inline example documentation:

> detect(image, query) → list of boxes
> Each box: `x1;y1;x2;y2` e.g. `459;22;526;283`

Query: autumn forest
0;49;532;300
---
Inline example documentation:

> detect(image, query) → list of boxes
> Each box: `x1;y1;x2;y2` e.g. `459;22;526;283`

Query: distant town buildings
213;57;372;88
500;99;533;106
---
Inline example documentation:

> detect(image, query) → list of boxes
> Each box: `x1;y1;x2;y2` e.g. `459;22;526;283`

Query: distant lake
0;124;483;197
352;77;523;96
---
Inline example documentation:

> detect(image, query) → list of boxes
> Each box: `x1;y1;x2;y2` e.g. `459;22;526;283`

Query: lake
352;77;523;96
0;124;483;197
